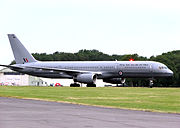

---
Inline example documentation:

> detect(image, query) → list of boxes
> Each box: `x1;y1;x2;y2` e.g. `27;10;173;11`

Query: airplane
0;34;173;87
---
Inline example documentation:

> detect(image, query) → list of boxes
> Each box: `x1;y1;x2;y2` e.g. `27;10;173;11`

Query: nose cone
167;69;173;77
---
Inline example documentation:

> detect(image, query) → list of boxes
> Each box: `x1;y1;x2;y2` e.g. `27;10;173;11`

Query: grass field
0;86;180;113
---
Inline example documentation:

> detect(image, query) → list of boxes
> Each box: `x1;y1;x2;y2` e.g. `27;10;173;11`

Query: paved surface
0;97;180;128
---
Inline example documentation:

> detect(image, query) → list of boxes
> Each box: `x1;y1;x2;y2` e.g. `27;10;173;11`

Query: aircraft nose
168;69;173;76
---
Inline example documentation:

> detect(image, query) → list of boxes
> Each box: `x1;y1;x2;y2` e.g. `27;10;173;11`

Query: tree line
31;49;180;87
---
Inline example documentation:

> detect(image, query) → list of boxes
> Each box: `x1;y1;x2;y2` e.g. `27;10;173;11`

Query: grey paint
0;34;173;84
8;34;37;64
14;61;173;79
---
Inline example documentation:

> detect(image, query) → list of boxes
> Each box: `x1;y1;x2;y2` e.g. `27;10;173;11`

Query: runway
0;97;180;128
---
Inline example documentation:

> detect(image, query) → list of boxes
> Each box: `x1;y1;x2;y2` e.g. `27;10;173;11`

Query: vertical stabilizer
8;34;37;64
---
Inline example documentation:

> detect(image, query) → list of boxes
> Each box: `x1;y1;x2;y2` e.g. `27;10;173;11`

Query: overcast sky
0;0;180;66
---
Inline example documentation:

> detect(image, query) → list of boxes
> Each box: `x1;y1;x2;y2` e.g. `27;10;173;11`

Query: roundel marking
119;71;123;76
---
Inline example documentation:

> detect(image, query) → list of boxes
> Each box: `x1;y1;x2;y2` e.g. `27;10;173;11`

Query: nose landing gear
149;79;154;88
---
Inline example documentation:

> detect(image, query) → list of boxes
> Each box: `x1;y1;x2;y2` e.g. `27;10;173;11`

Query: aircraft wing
0;64;24;70
25;66;102;76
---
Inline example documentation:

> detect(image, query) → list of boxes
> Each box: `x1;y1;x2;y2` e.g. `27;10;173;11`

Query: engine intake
74;74;97;84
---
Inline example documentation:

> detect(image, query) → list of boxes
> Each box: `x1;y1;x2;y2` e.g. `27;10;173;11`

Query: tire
87;83;96;87
70;83;80;87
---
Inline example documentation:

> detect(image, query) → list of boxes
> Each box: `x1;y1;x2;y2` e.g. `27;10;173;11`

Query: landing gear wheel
70;83;80;87
86;83;96;87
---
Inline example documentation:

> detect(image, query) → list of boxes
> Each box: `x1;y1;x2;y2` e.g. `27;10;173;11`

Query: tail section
8;34;37;64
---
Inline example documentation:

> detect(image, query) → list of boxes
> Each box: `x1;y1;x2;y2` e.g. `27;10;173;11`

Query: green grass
0;86;180;113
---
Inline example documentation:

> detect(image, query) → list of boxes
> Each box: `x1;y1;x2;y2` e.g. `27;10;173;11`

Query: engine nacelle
74;74;97;84
103;78;125;84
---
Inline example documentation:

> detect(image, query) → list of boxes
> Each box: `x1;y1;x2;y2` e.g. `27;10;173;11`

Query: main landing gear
86;83;96;87
70;83;80;87
70;83;96;87
121;78;126;87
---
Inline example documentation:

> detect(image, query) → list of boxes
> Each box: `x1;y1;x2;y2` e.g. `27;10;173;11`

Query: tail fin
8;34;37;64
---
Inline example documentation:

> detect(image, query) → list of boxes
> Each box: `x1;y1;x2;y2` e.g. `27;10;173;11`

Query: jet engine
103;78;125;84
74;74;97;84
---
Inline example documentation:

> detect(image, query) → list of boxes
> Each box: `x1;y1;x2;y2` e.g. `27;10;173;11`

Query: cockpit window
159;66;167;69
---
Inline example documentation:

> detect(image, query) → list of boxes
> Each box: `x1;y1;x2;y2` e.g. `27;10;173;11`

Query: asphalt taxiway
0;97;180;128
